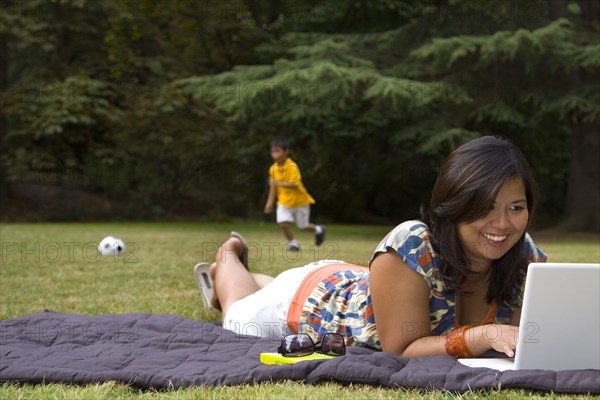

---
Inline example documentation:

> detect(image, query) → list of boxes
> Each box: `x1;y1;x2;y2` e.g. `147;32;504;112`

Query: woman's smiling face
457;176;529;270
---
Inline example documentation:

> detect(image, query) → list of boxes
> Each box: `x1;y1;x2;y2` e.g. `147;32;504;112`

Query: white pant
222;260;344;339
276;204;310;229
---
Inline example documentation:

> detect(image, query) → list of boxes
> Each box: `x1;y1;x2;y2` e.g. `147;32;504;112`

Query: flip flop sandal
230;231;249;271
194;262;220;311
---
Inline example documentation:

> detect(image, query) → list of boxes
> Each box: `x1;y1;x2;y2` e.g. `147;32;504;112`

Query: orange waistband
286;263;369;333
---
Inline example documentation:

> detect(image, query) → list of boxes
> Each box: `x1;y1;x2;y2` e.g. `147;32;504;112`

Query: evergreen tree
173;0;599;228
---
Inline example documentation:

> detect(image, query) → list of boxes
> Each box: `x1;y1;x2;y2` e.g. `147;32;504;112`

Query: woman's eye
509;205;524;211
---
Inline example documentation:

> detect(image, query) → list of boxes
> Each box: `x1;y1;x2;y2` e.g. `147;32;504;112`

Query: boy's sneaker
315;225;326;246
288;240;301;252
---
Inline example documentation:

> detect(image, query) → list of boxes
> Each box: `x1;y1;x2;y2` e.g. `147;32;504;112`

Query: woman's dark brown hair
420;136;538;306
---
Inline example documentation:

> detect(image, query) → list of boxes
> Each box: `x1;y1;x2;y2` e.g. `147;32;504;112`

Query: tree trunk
548;0;600;232
0;29;8;203
578;0;600;23
561;122;600;232
547;0;568;19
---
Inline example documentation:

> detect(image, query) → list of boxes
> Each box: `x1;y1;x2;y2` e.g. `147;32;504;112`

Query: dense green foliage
1;0;598;229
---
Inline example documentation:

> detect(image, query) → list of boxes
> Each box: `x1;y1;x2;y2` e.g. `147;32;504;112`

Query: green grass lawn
1;221;598;399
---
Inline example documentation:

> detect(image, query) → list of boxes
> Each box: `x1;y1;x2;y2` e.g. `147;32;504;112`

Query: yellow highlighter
260;352;336;365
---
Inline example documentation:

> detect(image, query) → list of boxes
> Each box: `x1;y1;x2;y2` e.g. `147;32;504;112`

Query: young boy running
263;138;325;251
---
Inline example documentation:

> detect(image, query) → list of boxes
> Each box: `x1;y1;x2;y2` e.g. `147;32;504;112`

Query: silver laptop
459;263;600;371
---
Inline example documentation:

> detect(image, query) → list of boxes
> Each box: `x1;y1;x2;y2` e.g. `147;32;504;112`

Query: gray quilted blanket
1;311;598;394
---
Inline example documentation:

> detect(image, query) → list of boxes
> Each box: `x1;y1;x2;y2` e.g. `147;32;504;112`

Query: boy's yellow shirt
269;157;315;208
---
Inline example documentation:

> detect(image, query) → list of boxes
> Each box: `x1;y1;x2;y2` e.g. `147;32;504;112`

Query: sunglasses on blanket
277;333;346;357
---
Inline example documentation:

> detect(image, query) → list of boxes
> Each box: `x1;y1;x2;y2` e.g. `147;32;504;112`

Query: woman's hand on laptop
467;324;519;357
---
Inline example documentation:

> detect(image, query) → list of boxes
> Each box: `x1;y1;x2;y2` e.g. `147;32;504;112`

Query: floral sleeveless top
296;220;547;350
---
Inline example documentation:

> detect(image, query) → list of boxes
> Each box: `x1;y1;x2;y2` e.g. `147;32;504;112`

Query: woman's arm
370;251;436;356
370;251;518;357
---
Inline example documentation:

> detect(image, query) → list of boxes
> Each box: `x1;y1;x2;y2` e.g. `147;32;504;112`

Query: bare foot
217;236;246;267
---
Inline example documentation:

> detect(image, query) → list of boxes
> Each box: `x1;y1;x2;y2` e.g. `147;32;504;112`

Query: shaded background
1;0;598;231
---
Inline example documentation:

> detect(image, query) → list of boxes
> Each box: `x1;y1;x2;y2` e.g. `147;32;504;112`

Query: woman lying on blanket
195;135;547;359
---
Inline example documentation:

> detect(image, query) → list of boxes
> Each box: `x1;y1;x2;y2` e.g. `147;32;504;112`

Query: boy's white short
222;260;344;339
276;204;310;229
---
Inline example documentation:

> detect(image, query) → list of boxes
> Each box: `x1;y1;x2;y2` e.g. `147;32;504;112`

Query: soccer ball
98;236;126;256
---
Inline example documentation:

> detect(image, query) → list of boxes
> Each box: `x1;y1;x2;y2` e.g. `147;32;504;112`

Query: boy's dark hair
270;138;289;150
420;135;538;307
